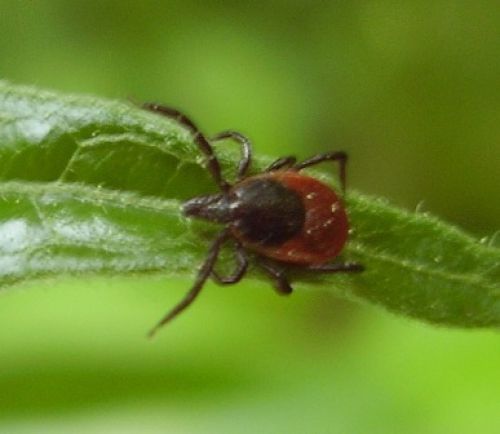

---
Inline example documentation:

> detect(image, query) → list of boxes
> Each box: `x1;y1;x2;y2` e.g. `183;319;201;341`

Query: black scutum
231;178;305;245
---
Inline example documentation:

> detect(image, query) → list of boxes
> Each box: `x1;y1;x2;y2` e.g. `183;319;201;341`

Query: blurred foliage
0;1;498;433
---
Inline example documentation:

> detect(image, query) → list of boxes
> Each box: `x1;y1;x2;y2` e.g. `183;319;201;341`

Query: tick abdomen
232;171;349;265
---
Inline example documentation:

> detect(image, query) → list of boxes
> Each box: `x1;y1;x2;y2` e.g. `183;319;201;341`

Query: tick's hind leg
257;258;293;295
307;262;364;273
294;151;347;193
265;156;297;172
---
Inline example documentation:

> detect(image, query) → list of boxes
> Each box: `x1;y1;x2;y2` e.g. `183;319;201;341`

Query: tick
143;103;364;336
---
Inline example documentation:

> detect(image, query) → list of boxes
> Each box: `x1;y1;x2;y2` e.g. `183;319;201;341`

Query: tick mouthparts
182;193;234;223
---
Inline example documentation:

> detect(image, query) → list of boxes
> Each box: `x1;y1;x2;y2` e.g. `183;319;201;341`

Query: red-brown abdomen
231;171;349;265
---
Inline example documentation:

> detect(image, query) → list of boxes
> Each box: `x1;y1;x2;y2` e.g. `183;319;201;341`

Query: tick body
142;103;364;336
187;171;349;264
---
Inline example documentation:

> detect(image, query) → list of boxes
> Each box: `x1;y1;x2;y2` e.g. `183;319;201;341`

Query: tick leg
211;131;252;180
257;258;293;295
294;151;347;194
142;103;230;192
306;262;364;273
148;228;230;338
211;240;248;284
265;156;297;172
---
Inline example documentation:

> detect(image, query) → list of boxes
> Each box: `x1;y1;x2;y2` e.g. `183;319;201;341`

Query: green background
0;1;498;433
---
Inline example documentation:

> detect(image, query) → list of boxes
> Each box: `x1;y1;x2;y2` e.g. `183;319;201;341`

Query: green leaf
0;81;498;328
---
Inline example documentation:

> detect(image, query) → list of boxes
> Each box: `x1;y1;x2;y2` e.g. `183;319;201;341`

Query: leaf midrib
0;180;181;213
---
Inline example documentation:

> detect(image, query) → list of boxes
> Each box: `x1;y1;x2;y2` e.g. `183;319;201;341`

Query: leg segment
211;130;252;180
265;156;297;172
257;258;293;295
211;241;248;284
294;151;347;193
306;262;364;273
148;228;230;338
142;103;229;192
